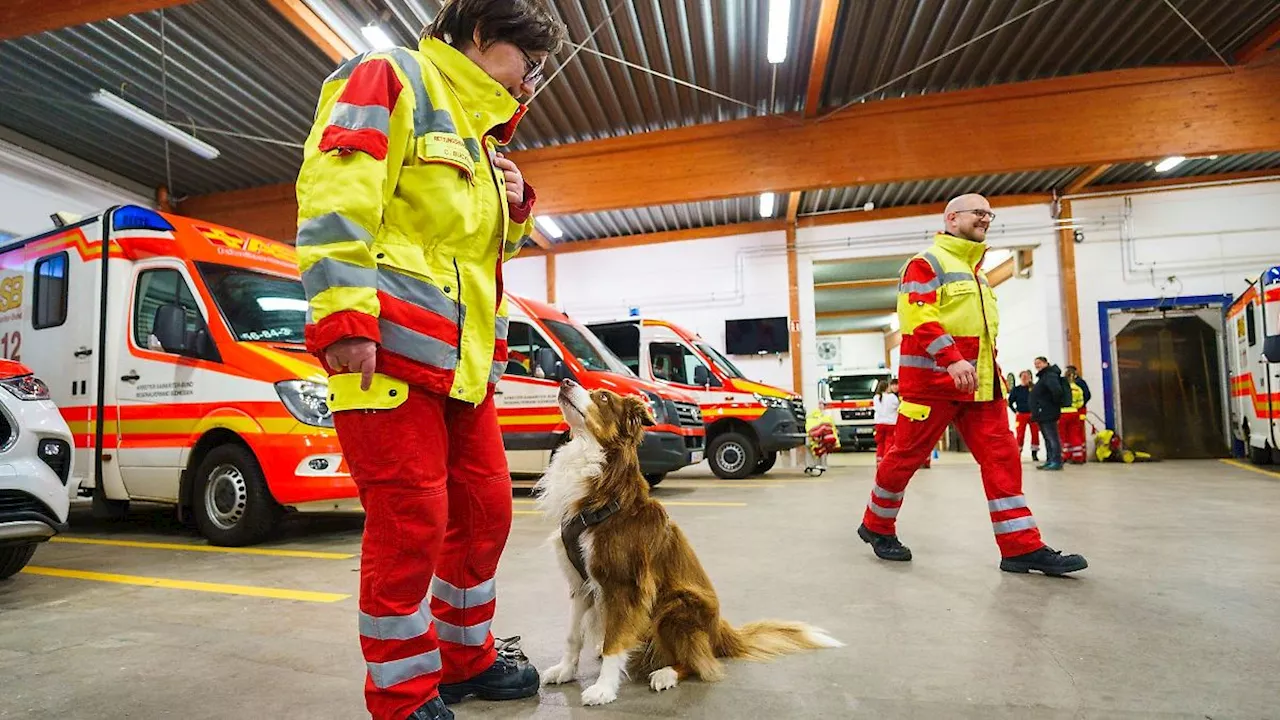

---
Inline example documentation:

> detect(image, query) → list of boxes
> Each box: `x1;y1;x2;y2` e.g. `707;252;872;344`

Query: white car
0;359;74;580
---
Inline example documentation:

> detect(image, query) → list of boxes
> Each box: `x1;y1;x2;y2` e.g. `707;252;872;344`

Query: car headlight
755;393;788;409
0;374;50;401
276;380;333;428
641;391;666;423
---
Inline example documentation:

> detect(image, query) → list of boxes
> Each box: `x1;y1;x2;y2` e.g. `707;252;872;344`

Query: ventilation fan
816;338;841;364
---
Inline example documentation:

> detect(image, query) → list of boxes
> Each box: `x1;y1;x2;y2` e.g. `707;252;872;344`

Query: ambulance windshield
543;319;635;377
695;341;746;379
197;263;307;344
827;375;882;400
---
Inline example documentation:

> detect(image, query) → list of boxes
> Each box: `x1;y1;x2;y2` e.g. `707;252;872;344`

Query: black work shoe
858;524;912;561
408;697;453;720
1000;546;1088;576
438;636;539;705
1031;451;1039;462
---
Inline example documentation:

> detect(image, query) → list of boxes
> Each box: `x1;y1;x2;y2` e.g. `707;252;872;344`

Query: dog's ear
622;395;656;438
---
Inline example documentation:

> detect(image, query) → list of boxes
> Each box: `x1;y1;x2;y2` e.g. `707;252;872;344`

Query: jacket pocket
898;401;932;422
416;132;477;183
328;372;409;412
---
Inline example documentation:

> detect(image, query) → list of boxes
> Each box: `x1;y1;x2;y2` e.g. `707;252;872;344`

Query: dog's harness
561;500;621;584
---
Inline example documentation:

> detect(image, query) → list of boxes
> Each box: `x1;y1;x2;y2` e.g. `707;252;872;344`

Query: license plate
690;451;704;463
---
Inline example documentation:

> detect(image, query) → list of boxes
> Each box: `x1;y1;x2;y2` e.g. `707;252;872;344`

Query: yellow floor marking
50;537;354;560
651;482;784;489
512;510;542;516
511;499;746;508
1219;458;1280;478
21;566;349;603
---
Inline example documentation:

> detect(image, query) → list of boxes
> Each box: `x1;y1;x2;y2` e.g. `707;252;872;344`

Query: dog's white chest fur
534;436;604;522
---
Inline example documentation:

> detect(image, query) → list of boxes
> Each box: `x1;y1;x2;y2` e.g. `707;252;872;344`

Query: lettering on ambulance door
498;319;562;474
116;266;215;500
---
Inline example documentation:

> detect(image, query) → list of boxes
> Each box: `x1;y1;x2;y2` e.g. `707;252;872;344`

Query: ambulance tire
644;473;666;487
0;543;38;580
194;445;283;547
708;432;758;480
752;451;778;475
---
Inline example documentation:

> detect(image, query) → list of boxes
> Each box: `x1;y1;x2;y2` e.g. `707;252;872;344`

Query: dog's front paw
649;667;679;692
541;661;577;685
581;683;618;706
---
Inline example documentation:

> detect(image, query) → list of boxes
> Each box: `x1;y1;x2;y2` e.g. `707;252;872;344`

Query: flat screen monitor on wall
724;317;789;355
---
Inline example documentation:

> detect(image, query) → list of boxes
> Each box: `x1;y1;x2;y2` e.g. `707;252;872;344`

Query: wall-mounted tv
724;316;789;355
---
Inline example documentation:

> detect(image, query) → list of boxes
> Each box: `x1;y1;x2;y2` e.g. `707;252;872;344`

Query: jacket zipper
453;258;463;364
973;271;999;399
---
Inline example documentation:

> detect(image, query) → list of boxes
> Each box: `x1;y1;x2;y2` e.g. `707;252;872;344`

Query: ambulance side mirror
693;364;710;387
536;347;563;380
152;304;188;354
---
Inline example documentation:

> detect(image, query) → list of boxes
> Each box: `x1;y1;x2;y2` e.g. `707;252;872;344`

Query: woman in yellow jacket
294;3;564;719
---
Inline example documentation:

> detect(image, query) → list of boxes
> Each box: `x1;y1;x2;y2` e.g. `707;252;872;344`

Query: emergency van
818;369;891;451
587;318;805;479
1226;265;1280;465
0;205;706;548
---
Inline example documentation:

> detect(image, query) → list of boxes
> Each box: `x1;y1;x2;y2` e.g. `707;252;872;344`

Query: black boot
438;636;539;705
408;697;453;720
1031;449;1039;462
1000;546;1087;576
857;524;912;561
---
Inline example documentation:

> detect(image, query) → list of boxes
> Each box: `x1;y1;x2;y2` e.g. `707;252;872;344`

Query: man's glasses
519;46;546;85
956;209;996;222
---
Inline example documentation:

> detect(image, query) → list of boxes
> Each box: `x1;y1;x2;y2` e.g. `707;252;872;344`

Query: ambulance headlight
754;393;788;409
0;374;51;401
641;391;666;423
276;380;333;428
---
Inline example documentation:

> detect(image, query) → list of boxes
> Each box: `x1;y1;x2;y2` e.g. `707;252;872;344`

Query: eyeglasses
518;46;546;85
955;209;996;222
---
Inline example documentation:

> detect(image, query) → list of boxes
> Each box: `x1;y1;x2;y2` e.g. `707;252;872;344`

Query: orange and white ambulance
0;205;706;547
587;318;805;479
818;369;891;451
1225;265;1280;465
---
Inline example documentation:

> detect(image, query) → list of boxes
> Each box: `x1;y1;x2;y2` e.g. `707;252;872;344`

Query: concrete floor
2;453;1278;720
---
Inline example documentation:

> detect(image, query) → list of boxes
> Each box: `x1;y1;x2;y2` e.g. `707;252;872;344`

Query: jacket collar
932;232;989;269
419;37;525;144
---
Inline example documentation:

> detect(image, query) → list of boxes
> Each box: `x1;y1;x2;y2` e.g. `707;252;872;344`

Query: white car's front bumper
0;396;74;543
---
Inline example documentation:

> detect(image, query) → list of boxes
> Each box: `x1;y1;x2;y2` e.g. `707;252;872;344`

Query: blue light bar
112;206;174;233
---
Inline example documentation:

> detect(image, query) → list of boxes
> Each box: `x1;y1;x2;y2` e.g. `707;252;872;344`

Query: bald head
943;193;993;242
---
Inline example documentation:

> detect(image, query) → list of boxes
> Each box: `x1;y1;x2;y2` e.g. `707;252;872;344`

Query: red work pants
862;398;1044;557
333;386;512;720
1014;412;1040;453
1059;408;1087;463
874;423;896;463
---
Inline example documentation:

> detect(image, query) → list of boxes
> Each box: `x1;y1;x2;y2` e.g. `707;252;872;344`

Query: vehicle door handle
121;372;140;383
74;347;93;358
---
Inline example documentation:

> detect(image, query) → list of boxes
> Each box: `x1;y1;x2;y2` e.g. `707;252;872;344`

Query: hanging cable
571;45;758;111
1160;0;1233;70
160;8;174;194
531;0;629;101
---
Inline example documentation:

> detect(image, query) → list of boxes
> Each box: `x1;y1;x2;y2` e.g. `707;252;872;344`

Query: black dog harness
561;500;621;584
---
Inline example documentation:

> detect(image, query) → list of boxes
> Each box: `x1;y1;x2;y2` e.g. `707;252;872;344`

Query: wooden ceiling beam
0;0;193;40
529;229;554;251
265;0;354;63
1235;17;1280;65
814;278;898;291
1063;164;1113;194
538;220;787;256
815;308;895;319
1064;167;1280;197
803;0;842;119
798;193;1051;228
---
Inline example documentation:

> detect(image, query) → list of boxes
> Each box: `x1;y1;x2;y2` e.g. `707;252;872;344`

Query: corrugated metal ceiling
553;195;762;243
1092;151;1280;186
801;167;1085;215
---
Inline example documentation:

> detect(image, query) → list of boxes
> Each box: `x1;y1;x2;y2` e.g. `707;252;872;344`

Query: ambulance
1225;265;1280;465
818;369;891;451
586;318;805;479
0;205;705;547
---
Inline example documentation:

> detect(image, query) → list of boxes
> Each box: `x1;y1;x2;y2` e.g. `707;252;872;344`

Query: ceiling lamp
536;216;564;239
759;192;777;218
91;90;220;160
767;0;791;64
1154;156;1186;173
361;23;396;50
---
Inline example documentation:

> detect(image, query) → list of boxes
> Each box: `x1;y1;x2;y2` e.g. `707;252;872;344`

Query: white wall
502;254;547;302
0;138;150;238
818;332;890;373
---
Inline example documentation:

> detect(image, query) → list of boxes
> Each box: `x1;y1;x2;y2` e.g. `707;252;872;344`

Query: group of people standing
1007;361;1092;470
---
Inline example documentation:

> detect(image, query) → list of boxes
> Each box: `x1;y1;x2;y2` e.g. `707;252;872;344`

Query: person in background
293;2;566;719
1030;357;1065;471
1060;365;1092;464
872;378;900;466
1007;369;1039;462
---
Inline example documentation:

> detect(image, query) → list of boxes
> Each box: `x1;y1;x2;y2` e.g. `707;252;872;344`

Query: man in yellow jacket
294;3;564;719
856;193;1087;577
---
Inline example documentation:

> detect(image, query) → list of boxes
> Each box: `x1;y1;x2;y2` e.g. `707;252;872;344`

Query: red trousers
874;423;896;461
862;398;1044;557
333;387;512;720
1059;408;1087;463
1014;412;1040;452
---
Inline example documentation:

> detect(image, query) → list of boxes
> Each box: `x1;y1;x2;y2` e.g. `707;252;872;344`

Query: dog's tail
713;618;844;661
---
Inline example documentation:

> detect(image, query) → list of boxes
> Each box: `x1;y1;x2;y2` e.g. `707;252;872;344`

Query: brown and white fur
533;379;842;706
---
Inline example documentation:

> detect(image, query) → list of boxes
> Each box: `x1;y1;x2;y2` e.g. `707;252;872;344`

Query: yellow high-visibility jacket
296;37;535;405
896;233;1004;402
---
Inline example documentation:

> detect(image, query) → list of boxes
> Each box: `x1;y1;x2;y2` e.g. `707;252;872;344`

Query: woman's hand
493;152;525;204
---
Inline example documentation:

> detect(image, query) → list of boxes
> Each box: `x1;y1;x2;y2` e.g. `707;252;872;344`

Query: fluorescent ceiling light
1154;155;1186;173
759;192;777;218
91;89;220;160
258;297;309;312
767;0;791;64
536;216;564;239
361;23;396;50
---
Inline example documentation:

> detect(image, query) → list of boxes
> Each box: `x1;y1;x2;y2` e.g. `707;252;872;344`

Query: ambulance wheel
708;432;758;480
0;543;38;580
194;445;283;547
752;451;777;475
644;473;666;487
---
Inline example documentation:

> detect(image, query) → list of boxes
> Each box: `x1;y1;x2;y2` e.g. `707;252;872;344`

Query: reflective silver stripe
431;576;497;609
988;496;1027;513
384;48;458;135
301;257;376;299
489;360;506;384
901;279;941;294
324;52;367;84
359;598;430;641
866;501;899;519
434;618;491;646
329;101;391;134
379;321;458;370
463;137;483;162
938;271;975;285
899;355;946;372
872;485;904;501
377;267;457;319
495;316;509;343
297;212;374;247
367;649;442;689
926;334;956;356
993;516;1038;534
920;252;944;278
